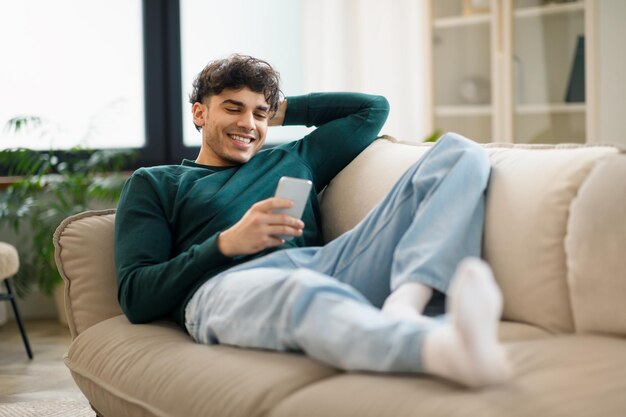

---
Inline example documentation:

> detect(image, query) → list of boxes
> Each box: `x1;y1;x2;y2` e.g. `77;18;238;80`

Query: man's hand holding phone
217;177;312;257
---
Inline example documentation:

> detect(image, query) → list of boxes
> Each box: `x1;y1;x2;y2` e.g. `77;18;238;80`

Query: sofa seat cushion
66;315;550;417
498;320;551;341
65;315;338;417
268;335;626;417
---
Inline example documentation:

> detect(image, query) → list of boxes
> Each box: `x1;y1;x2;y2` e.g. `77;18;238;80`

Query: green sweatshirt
114;92;389;329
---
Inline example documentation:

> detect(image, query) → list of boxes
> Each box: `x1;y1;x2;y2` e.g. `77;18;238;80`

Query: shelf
433;2;583;28
435;105;492;117
433;13;490;29
516;103;585;115
435;103;584;117
514;2;584;19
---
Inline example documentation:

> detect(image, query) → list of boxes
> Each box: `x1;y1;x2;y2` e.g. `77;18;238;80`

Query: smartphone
273;176;313;240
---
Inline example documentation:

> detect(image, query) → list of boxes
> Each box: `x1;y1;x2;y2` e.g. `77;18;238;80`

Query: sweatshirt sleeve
280;92;389;188
114;171;231;324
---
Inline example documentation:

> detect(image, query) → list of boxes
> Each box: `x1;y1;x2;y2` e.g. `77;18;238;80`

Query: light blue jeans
185;133;491;373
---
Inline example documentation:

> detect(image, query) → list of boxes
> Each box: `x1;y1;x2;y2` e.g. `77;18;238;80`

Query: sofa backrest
54;137;626;338
320;137;624;335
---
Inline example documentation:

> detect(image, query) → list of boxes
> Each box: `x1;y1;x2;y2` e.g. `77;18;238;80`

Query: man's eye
225;108;239;113
255;113;268;119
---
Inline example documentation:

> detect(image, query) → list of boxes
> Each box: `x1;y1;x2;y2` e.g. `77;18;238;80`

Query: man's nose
237;111;255;130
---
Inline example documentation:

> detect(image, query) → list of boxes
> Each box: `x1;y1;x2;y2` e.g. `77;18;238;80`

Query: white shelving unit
429;0;600;144
516;103;585;115
514;2;584;19
433;14;491;29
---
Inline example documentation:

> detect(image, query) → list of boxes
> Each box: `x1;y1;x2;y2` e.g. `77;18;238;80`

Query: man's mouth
229;134;253;145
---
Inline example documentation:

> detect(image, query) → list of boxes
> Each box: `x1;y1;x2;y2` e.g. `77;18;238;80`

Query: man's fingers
266;213;304;229
264;235;285;247
254;197;294;212
267;225;304;237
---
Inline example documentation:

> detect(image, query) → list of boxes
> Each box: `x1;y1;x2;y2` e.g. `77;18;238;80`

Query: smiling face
193;87;270;166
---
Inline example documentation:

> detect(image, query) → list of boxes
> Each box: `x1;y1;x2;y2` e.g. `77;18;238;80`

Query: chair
0;242;33;359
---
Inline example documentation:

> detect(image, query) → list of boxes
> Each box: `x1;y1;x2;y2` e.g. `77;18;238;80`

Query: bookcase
427;0;624;145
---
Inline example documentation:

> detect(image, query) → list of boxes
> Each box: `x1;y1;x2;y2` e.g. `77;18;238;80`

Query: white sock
421;257;512;388
381;282;435;325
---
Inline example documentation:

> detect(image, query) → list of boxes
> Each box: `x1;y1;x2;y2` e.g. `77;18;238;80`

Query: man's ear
192;102;206;129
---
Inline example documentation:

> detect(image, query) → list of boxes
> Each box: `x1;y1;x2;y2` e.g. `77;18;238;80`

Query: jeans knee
285;269;368;318
465;146;491;182
288;269;356;299
440;132;490;180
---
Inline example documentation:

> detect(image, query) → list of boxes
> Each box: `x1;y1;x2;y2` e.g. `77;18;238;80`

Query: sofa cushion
65;315;338;417
66;316;548;417
497;320;550;341
566;152;626;336
482;144;617;333
268;335;626;417
322;138;618;334
54;209;120;338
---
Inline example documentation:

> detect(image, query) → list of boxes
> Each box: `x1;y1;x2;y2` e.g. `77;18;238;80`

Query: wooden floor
0;319;89;404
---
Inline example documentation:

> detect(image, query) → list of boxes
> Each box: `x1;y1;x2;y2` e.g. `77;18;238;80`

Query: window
1;0;317;169
0;0;145;150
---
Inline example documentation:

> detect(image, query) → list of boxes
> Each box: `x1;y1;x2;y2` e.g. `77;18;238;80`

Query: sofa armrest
54;209;121;339
566;152;626;336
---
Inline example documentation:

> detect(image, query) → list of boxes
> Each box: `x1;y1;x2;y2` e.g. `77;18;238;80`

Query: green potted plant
0;116;134;322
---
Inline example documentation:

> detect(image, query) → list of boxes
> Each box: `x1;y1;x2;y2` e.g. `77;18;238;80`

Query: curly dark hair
189;54;282;131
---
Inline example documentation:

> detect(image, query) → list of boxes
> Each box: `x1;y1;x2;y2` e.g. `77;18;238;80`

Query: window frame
2;0;283;174
140;0;197;167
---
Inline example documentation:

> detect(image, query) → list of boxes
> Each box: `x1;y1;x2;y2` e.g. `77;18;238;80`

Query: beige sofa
53;137;626;417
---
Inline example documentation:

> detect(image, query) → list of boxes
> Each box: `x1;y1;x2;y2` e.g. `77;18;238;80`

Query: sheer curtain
300;0;431;142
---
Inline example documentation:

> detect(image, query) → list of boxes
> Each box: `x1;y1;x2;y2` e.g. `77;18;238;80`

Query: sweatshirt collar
181;159;233;171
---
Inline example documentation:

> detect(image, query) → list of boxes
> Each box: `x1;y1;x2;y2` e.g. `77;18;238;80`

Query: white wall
597;0;626;146
0;290;57;324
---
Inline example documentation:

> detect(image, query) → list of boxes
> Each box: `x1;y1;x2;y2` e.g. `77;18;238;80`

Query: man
115;54;511;388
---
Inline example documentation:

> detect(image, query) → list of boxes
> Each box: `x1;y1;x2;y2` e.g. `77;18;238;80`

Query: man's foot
381;282;435;325
421;257;512;388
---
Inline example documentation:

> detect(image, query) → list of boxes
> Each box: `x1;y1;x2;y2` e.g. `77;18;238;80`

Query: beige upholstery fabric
497;320;550;341
0;241;19;280
65;315;337;417
483;145;617;333
566;153;626;336
64;316;546;417
54;209;121;338
268;335;626;417
63;318;545;417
